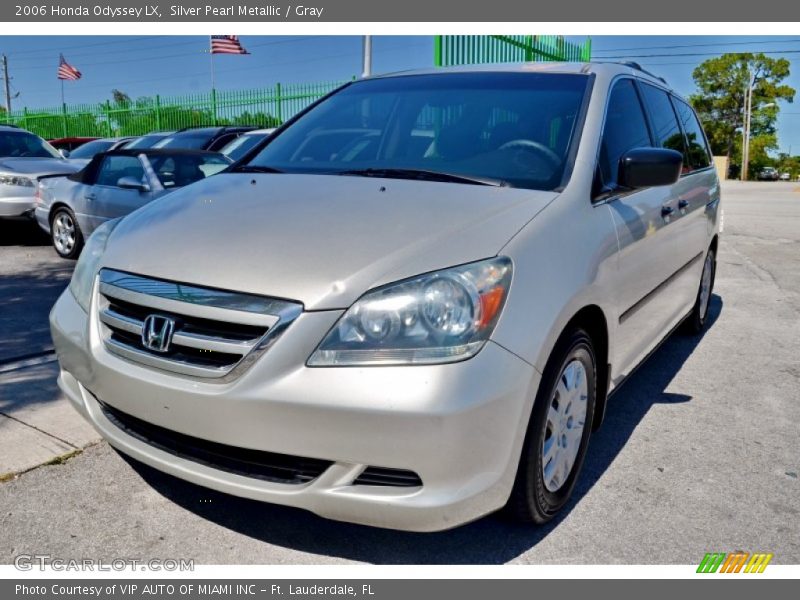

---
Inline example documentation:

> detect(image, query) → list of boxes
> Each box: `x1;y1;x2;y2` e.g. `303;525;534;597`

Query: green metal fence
2;80;350;140
434;35;591;67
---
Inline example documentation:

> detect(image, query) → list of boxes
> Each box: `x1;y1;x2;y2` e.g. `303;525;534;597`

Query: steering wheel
498;139;562;170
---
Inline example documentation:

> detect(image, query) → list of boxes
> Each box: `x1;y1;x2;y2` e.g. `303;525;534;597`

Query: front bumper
0;193;36;217
50;287;540;532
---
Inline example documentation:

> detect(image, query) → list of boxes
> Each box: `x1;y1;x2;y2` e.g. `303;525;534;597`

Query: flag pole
60;79;64;106
209;36;215;91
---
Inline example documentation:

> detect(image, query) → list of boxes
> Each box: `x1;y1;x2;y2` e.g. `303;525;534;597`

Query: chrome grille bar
96;269;303;381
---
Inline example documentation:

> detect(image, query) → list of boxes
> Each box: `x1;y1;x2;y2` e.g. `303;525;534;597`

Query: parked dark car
757;167;779;181
48;137;98;155
153;126;258;152
122;132;176;150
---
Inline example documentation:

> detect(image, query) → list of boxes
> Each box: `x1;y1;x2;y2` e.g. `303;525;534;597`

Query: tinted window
598;79;651;189
69;140;115;159
155;133;213;150
96;155;145;187
221;133;269;161
246;73;590;191
673;99;711;170
0;131;61;158
146;153;230;188
124;135;168;150
639;83;687;164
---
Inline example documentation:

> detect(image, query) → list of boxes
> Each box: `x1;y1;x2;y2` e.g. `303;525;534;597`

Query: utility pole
2;54;11;114
361;35;372;78
741;75;753;181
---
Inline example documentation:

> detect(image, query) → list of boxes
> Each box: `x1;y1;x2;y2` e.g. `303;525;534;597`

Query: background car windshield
68;139;115;159
124;135;166;150
154;134;211;150
0;131;62;158
147;153;230;187
221;134;267;161
246;73;589;190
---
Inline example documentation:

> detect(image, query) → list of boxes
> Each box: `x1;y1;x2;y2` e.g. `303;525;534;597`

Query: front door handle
661;205;675;218
85;193;95;201
678;199;689;209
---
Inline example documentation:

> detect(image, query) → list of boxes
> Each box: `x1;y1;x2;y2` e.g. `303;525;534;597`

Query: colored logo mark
697;552;773;573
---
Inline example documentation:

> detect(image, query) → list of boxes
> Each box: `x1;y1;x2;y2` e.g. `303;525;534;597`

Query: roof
366;61;672;90
174;125;258;134
48;136;99;143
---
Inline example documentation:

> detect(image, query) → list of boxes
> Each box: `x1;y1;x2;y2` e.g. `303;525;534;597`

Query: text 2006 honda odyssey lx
50;63;720;531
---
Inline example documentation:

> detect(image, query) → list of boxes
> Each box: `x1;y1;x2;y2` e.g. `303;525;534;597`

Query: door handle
85;193;95;201
661;205;675;217
678;199;689;209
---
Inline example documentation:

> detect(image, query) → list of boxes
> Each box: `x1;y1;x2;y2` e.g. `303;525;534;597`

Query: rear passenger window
673;99;712;171
598;79;651;190
639;83;687;168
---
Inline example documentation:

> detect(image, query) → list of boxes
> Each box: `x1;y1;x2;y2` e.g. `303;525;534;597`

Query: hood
0;157;81;178
102;173;556;310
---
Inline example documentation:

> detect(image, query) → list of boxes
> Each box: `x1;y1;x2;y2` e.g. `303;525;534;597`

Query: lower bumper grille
99;400;333;485
354;466;423;487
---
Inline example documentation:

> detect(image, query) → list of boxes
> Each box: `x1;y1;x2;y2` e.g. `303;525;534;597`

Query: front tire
51;207;84;260
505;328;596;524
684;248;716;334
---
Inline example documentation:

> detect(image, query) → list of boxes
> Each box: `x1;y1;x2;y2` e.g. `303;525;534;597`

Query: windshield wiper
336;168;506;187
232;165;284;173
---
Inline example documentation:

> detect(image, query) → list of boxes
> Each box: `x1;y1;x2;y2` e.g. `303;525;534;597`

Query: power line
593;38;800;53
600;49;800;59
8;36;326;72
5;36;168;57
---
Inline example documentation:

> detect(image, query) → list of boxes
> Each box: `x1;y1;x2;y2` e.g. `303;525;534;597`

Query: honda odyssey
50;62;720;531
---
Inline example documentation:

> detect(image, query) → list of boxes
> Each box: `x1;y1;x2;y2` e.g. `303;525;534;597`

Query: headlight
308;257;512;366
0;174;35;187
69;219;121;312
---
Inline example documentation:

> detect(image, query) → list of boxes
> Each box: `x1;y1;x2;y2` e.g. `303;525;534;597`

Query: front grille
99;400;333;484
96;269;302;380
354;466;423;487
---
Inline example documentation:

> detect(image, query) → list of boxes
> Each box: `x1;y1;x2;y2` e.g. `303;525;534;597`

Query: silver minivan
50;62;720;531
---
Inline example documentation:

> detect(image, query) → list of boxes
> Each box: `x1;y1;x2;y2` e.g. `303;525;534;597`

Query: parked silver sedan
36;148;230;258
0;125;81;219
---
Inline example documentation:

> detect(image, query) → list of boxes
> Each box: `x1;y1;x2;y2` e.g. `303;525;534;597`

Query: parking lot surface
1;181;798;564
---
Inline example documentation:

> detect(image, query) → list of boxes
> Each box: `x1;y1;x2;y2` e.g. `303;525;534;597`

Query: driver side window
598;79;652;191
95;155;145;187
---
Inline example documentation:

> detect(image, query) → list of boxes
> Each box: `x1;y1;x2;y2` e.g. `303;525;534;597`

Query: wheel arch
560;305;610;431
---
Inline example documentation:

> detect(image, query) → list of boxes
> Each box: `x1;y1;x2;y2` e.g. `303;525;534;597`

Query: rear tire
51;207;84;260
684;248;716;334
505;328;596;524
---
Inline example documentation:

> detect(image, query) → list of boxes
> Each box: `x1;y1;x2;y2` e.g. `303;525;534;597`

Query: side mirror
117;176;150;193
59;149;70;159
619;147;683;189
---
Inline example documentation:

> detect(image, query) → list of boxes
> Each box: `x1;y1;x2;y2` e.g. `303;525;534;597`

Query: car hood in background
0;157;82;178
102;173;557;310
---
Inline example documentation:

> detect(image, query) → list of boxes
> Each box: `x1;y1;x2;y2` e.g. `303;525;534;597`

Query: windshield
154;133;213;150
69;139;115;159
124;135;169;150
0;131;62;159
245;73;589;190
146;153;231;188
220;133;268;161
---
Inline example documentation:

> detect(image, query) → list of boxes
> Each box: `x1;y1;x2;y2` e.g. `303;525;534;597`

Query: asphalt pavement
0;181;798;564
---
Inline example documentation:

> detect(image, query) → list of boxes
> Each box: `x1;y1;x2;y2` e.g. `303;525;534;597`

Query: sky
1;35;799;154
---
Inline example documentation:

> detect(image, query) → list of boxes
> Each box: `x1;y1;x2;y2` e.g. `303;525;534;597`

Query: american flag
57;54;81;81
210;35;249;55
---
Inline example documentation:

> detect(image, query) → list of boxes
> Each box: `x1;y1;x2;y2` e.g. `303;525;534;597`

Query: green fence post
155;95;161;131
22;107;28;130
61;102;68;137
211;88;218;126
275;83;282;124
104;100;112;137
434;35;442;67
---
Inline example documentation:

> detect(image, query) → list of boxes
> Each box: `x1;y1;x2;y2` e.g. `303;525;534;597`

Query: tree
111;89;131;107
689;53;794;178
